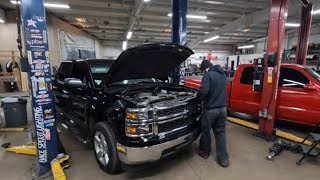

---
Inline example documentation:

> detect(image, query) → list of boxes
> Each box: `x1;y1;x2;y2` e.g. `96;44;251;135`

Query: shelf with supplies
0;50;29;93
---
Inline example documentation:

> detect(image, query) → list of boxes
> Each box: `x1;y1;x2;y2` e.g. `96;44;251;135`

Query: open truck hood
105;43;194;85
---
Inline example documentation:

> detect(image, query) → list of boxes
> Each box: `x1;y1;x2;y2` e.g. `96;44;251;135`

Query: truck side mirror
304;84;316;91
64;78;87;90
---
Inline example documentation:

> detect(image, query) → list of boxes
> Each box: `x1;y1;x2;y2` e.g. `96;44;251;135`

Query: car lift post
20;0;59;178
171;0;187;85
258;0;287;139
295;0;313;65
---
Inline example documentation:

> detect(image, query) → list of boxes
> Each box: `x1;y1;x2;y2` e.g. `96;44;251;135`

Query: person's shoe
198;151;210;159
217;158;230;168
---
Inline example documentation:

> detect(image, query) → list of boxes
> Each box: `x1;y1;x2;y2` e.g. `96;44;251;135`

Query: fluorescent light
75;18;86;23
203;36;219;43
312;9;320;15
122;41;127;50
44;3;70;8
10;1;70;8
238;45;254;49
285;23;300;27
126;31;132;39
144;0;150;2
167;13;207;19
10;0;20;4
0;19;4;23
186;15;207;19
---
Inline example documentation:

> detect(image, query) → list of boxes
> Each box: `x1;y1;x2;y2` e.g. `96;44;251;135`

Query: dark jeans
199;107;228;160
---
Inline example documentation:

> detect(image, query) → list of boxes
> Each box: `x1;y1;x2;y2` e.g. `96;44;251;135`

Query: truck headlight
125;108;153;137
126;112;137;119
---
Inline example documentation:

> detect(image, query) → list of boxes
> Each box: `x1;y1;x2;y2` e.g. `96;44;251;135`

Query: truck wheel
93;122;120;174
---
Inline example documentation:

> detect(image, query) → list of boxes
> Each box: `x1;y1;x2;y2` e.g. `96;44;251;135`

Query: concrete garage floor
0;122;319;180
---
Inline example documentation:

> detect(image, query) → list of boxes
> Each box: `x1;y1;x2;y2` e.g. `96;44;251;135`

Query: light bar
10;0;20;4
312;9;320;15
10;1;70;8
0;19;4;23
122;41;127;51
238;45;254;49
44;3;70;8
285;23;300;27
144;0;150;2
126;31;132;39
167;13;207;20
203;36;219;43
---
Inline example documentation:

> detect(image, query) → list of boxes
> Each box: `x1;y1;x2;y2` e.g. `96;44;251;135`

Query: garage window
279;68;309;88
240;67;254;85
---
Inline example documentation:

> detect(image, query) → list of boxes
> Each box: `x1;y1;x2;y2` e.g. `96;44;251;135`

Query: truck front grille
156;105;187;117
158;117;194;133
155;103;197;134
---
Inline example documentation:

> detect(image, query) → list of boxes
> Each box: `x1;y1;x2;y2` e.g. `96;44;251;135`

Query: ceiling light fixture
203;36;219;43
312;9;320;15
10;0;20;4
144;0;150;2
122;41;127;50
126;31;132;39
285;23;300;27
10;1;70;8
167;13;207;19
238;45;254;49
0;19;4;23
241;28;251;32
164;28;172;33
75;18;87;23
44;3;70;8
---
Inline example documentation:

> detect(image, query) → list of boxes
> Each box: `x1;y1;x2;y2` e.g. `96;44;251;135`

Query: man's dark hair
200;60;213;71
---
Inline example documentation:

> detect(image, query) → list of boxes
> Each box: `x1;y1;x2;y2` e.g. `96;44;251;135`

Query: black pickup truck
53;43;201;174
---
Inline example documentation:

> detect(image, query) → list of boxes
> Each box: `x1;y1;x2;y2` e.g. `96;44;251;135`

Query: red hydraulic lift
258;0;287;139
295;0;313;65
258;0;314;139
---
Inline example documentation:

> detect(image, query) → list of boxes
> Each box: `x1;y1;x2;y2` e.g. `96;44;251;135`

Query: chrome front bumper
117;132;197;165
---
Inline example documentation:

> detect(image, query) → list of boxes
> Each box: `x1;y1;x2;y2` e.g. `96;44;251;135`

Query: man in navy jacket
198;60;229;168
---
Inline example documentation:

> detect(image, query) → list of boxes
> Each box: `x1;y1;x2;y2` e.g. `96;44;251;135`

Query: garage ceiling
1;0;320;52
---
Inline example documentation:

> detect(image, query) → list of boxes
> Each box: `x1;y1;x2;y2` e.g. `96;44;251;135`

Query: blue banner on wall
20;0;58;176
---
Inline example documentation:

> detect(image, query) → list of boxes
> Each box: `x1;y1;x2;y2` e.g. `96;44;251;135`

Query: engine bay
121;87;197;106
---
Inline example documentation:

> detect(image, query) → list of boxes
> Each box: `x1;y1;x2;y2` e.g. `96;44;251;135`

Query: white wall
252;30;320;54
189;51;232;66
0;10;101;70
100;46;122;60
227;54;263;70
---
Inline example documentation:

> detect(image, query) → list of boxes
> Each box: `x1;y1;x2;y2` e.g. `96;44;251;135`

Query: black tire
93;122;121;174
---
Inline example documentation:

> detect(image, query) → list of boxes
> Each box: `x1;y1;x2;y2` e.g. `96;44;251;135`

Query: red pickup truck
185;64;320;126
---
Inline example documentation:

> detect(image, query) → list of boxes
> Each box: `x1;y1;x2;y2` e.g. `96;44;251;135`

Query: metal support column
258;0;287;138
20;0;58;177
171;0;187;85
295;1;313;65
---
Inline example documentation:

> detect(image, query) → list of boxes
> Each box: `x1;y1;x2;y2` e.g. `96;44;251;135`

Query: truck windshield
90;65;110;88
304;67;320;82
111;78;161;86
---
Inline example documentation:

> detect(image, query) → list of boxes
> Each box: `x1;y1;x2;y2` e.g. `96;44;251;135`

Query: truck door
230;66;262;115
277;67;320;125
68;61;90;130
53;61;73;114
